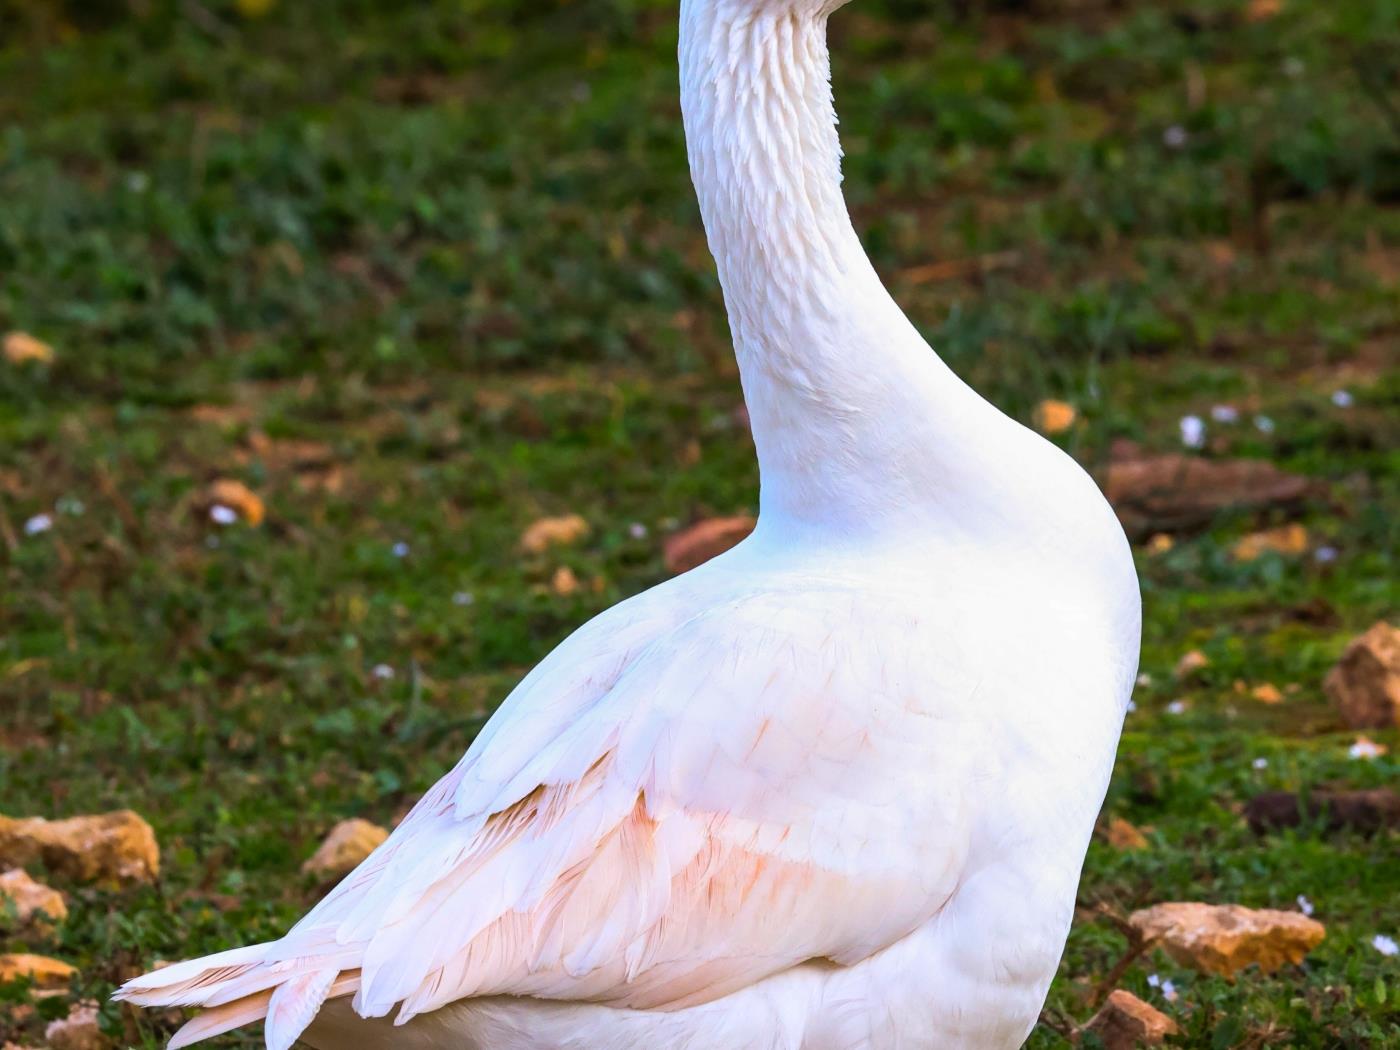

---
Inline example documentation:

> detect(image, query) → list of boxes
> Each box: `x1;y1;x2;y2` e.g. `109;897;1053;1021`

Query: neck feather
680;0;1007;536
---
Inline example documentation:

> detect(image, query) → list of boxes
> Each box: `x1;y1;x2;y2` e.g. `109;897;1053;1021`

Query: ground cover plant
0;0;1397;1045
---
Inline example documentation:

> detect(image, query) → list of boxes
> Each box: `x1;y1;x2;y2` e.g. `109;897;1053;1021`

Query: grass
0;0;1397;1045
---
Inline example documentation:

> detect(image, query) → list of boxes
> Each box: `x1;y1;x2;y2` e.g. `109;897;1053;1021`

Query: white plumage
116;0;1141;1046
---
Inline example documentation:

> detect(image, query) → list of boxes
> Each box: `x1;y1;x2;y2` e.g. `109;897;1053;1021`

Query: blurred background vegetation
0;0;1396;1046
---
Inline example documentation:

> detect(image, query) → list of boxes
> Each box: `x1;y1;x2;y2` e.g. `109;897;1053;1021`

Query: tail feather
167;990;274;1049
114;942;362;1048
264;969;338;1050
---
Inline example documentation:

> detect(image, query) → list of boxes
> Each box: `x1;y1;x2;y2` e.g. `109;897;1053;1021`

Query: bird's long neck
680;0;1001;538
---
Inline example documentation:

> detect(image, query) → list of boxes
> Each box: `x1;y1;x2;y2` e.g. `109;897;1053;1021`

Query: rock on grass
0;811;158;886
303;818;388;879
44;1002;110;1050
1085;989;1179;1049
1245;788;1400;836
0;952;76;990
1130;902;1325;976
663;516;755;574
0;869;67;933
1100;453;1312;539
1324;621;1400;730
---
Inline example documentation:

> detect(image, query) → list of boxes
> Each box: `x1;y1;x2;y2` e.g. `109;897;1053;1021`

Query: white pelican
117;0;1141;1046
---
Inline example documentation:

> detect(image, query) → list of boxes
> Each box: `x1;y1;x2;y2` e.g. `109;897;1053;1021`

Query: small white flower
1163;125;1188;149
1373;934;1398;957
55;497;85;516
1146;973;1160;988
209;505;237;526
1160;978;1178;1001
392;541;410;558
628;522;649;540
1166;700;1188;715
126;171;150;193
1314;545;1338;564
1349;737;1386;760
1254;414;1276;434
1283;57;1305;78
372;663;395;681
1136;672;1153;687
1252;757;1269;770
1126;700;1138;714
453;590;475;606
1297;895;1314;917
23;513;53;536
1210;404;1239;423
1330;389;1354;408
1179;415;1206;449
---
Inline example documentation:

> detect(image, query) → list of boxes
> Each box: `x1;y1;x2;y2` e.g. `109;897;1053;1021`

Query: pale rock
204;479;265;526
1085;989;1179;1049
1129;901;1325;976
0;869;67;932
0;953;76;989
0;811;159;886
519;514;590;554
663;516;756;574
302;818;388;879
1173;650;1209;680
44;1001;110;1050
1104;817;1149;851
1231;523;1309;562
1033;399;1077;435
1324;622;1400;730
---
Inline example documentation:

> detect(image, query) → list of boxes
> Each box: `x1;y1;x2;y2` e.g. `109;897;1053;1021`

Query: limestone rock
1101;453;1312;539
1129;902;1324;976
1104;817;1149;851
663;516;756;574
0;811;159;886
1231;523;1309;562
1245;788;1400;836
519;514;590;554
1324;622;1400;730
3;332;55;366
0;869;67;933
303;818;388;879
1173;650;1209;680
205;479;265;526
1084;989;1179;1049
0;953;76;990
1033;399;1077;435
44;1002;109;1050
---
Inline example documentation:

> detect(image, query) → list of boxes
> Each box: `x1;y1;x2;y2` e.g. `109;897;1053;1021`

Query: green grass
1;0;1397;1046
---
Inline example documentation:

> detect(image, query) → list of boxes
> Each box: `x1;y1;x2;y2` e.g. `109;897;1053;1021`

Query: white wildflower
23;513;53;536
1166;700;1188;715
1163;125;1188;149
1297;895;1314;917
209;505;237;526
628;522;649;540
392;541;410;558
1137;672;1153;688
1126;700;1138;714
1373;934;1398;957
452;591;475;606
1179;415;1206;449
1254;414;1275;434
1252;757;1269;770
1314;545;1338;564
55;497;85;516
372;664;395;681
1210;404;1239;423
1349;737;1386;760
1330;389;1353;408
